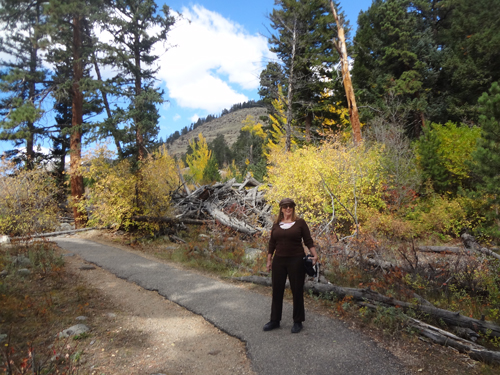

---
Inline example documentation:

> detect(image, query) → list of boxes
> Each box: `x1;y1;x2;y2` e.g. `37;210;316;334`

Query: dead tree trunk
330;1;362;144
235;276;500;338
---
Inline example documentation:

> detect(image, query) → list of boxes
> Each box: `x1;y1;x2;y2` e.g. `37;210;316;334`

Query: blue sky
0;0;373;154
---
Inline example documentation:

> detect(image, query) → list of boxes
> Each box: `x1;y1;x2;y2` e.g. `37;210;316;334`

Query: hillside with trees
1;0;500;371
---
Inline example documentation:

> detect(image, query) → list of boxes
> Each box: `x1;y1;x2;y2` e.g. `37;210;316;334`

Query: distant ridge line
165;107;268;157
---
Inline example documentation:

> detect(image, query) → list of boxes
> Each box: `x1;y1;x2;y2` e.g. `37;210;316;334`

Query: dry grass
0;241;95;374
166;107;268;157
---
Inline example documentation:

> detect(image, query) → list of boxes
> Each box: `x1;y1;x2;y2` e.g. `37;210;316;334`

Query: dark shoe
291;322;303;333
263;321;280;331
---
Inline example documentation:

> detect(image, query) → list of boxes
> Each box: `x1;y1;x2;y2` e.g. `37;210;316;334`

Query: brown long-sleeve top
268;218;315;257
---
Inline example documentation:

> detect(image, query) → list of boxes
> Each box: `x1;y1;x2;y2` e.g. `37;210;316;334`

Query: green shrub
415;121;480;195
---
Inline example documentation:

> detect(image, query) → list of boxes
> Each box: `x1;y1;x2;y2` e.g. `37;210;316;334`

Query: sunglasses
281;204;294;209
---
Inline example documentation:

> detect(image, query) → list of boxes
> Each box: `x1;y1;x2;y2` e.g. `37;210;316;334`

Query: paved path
54;237;407;375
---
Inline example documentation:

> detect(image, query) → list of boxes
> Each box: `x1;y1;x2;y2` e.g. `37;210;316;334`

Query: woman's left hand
311;256;318;265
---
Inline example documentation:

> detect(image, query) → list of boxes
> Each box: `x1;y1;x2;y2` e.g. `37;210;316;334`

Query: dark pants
271;255;305;323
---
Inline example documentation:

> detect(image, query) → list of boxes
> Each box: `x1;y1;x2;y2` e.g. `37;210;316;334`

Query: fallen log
308;283;500;338
169;235;186;244
409;317;500;366
358;302;500;366
462;233;500;261
131;216;209;226
234;276;500;338
416;246;464;254
238;173;261;190
204;203;259;235
477;247;500;261
11;227;102;240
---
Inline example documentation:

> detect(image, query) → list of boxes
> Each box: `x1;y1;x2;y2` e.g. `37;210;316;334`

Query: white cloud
190;114;199;123
156;5;273;113
173;114;181;121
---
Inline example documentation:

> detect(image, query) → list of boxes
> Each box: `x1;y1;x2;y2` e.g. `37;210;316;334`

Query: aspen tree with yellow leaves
76;144;179;231
265;136;385;229
265;86;297;156
185;133;212;184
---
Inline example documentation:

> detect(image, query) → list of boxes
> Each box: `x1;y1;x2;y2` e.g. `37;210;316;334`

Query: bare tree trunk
330;1;362;144
70;15;86;228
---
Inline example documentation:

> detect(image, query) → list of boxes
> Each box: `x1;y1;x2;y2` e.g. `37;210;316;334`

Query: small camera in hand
303;254;317;277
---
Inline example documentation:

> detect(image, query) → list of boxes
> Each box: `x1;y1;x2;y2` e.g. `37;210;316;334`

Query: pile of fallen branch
133;174;273;235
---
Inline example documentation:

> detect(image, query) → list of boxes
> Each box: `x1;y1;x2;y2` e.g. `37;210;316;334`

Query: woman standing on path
263;198;318;333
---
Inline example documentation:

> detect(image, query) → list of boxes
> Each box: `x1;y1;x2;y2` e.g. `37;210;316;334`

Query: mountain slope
165;107;268;157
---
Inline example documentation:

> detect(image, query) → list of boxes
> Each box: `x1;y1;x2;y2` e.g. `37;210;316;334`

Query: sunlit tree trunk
330;1;362;144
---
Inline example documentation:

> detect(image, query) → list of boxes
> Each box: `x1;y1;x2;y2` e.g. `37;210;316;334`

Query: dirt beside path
56;231;485;375
62;251;255;375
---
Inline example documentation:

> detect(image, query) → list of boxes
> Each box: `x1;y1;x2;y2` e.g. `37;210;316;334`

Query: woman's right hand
266;256;272;272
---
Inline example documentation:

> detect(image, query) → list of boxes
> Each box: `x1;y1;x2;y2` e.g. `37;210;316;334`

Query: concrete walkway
54;237;407;375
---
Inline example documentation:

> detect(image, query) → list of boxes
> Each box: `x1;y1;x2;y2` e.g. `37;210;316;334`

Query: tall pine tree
0;0;49;167
265;0;341;147
100;0;175;163
352;0;444;136
471;82;500;207
45;0;106;226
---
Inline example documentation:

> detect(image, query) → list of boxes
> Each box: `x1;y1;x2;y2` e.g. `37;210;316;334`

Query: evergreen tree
352;0;500;131
471;82;500;205
231;118;266;175
0;0;49;167
438;0;500;123
202;157;221;184
101;0;175;163
258;61;286;111
208;134;232;168
352;0;444;136
266;0;341;144
44;0;106;226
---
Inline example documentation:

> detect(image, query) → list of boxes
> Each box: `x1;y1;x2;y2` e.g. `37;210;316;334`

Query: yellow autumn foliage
241;115;266;140
0;159;59;236
78;144;179;230
265;86;297;156
185;133;212;184
264;137;386;230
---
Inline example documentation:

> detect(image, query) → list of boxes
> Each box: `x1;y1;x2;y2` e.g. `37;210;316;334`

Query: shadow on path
54;237;407;375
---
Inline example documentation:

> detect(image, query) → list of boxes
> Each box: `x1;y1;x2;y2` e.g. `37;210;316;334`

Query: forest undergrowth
0;241;95;374
122;222;500;355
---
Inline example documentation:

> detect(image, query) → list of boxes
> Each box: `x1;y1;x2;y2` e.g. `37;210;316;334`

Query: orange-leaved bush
264;137;386;232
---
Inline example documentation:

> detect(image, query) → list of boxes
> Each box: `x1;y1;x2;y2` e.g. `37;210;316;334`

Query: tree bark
409;317;500;365
70;14;86;228
204;203;259;235
416;246;464;254
131;215;209;226
330;1;362;144
235;276;500;338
